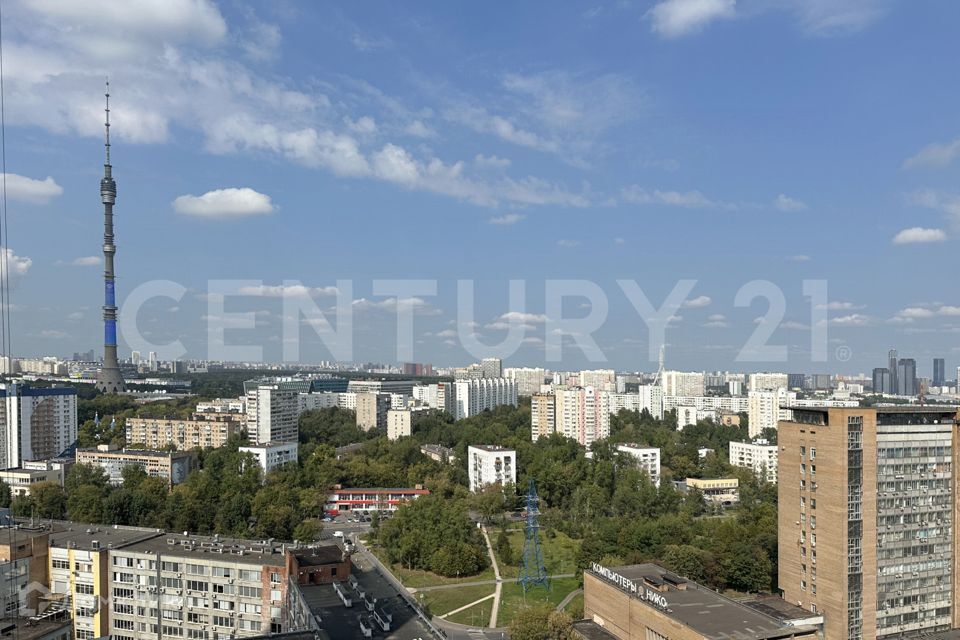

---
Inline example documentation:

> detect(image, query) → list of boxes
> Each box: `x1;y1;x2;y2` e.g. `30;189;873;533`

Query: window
187;580;208;592
212;567;232;578
114;603;134;615
113;588;134;599
213;616;232;628
162;578;182;589
238;586;261;598
114;620;135;631
162;610;183;621
801;579;807;591
76;583;95;595
187;564;207;576
212;583;234;595
800;446;806;458
810;448;816;460
52;559;69;570
270;572;281;584
162;625;183;637
811;498;817;510
213;600;234;611
161;562;182;573
239;570;260;582
187;613;207;624
270;589;282;602
113;557;134;568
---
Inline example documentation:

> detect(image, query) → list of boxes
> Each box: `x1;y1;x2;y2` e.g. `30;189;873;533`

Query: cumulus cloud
2;174;63;204
173;188;276;219
774;193;807;212
0;248;32;280
830;313;871;326
351;297;440;316
488;213;525;225
648;0;736;38
682;295;712;308
903;137;960;170
892;227;947;245
817;301;864;311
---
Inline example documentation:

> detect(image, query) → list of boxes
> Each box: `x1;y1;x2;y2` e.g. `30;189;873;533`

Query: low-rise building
240;442;298;475
615;444;661;487
386;409;411;440
324;485;429;515
125;413;243;451
679;477;739;506
0;466;64;497
419;444;456;464
467;445;516;492
728;440;778;484
577;562;821;640
75;445;197;487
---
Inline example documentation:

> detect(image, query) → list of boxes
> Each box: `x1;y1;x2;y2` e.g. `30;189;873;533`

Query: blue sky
3;0;960;375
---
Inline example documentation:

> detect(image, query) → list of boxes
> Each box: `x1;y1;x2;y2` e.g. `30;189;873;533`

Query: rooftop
0;616;72;640
293;546;345;566
118;533;290;566
588;564;818;640
469;444;515;452
43;522;162;552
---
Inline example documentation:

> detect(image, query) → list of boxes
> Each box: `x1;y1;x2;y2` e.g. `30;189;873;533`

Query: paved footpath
480;525;502;628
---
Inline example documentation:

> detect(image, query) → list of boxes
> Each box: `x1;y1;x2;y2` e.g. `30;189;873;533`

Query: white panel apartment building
451;378;518;421
662;395;749;413
603;386;664;418
747;373;789;392
239;441;298;475
386;409;411;440
467;445;516;492
661;371;705;397
503;367;547;396
578;369;616;392
747;390;795;438
245;384;299;445
728;440;778;484
0;384;77;469
616;444;661;487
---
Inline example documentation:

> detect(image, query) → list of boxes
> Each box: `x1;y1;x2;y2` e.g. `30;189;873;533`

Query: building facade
125;414;243;451
661;371;705;397
467;445;516;492
355;393;389;431
244;383;299;445
451;378;518;421
616;444;661;487
0;384;77;469
728;440;778;484
324;485;429;514
503;367;547;396
778;406;960;640
75;445;197;487
386;409;411;440
239;442;298;475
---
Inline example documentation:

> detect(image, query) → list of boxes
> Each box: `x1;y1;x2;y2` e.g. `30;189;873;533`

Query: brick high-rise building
778;406;960;640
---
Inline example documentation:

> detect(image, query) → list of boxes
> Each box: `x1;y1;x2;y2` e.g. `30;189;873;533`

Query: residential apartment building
0;465;64;497
385;409;411;441
480;358;502;379
195;398;246;415
125;413;244;451
662;394;747;414
748;389;795;438
530;393;555;442
728;440;778;484
778;406;960;640
467;445;516;492
346;379;416;397
637;385;664;420
0;384;77;469
244;382;299;445
239;442;298;475
748;372;789;392
553;387;610;447
451;378;518;421
503;367;547;396
355;393;389;431
75;445;197;487
661;371;705;397
578;369;616;391
616;444;661;487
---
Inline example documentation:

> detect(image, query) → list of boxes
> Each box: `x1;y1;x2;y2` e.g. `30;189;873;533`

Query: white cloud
1;248;32;280
648;0;736;38
790;0;893;36
817;301;864;311
345;116;377;135
351;297;440;316
67;311;84;321
682;295;712;308
557;239;581;248
236;284;338;297
905;190;960;228
613;237;626;245
786;254;811;262
904;137;960;170
892;227;947;245
474;154;511;169
403;120;435;138
489;213;525;225
774;193;807;212
620;185;729;209
498;311;548;324
703;313;728;328
239;13;281;62
2;174;63;204
59;256;102;267
39;329;67;339
830;313;871;326
173;188;276;219
781;320;809;330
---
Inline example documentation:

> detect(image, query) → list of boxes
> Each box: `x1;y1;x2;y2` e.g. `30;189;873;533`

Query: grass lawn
419;584;496;618
496;576;582;626
366;541;496;588
563;591;584;619
494;526;581;579
446;598;494;627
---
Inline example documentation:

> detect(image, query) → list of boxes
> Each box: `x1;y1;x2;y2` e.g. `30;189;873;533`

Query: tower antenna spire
104;78;110;165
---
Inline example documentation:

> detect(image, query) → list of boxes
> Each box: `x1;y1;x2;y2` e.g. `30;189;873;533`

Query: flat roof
743;596;824;623
788;405;958;414
571;620;620;640
0;616;72;640
43;522;162;551
329;487;429;494
589;564;817;640
119;533;288;567
293;545;345;566
469;445;514;452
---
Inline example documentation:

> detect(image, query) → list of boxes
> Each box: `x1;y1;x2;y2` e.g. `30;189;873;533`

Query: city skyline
2;1;960;371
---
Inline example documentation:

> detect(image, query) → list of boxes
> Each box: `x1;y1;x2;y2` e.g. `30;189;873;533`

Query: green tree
293;519;323;543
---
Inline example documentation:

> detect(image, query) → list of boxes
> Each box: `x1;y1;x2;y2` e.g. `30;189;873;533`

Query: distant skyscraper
131;351;141;366
897;358;917;396
887;349;898;398
95;83;125;394
871;367;890;394
933;358;946;387
148;351;158;372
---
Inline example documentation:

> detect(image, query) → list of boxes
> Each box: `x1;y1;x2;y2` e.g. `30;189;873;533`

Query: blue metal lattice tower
517;478;550;592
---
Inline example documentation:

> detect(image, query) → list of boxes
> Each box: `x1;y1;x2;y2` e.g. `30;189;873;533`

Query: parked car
333;531;344;539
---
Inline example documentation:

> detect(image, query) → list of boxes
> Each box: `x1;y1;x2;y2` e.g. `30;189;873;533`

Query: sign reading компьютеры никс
590;562;669;611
